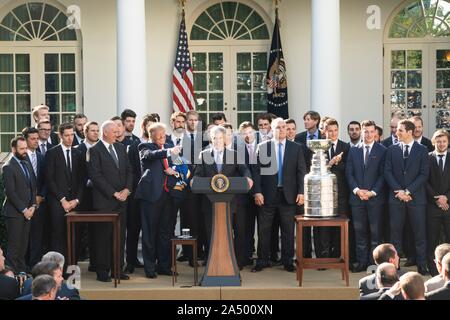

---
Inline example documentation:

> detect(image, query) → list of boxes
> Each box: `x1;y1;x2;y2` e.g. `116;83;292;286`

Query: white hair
210;125;226;139
101;120;117;135
41;251;65;270
271;118;285;131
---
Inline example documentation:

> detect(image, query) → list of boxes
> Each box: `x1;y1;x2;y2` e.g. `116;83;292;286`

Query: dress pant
126;193;142;265
6;216;31;273
270;212;281;260
427;204;450;276
234;194;254;268
28;203;47;267
243;197;258;261
256;188;296;267
352;203;383;266
389;202;427;268
403;215;416;262
78;187;96;268
140;192;174;275
93;202;127;276
48;197;68;259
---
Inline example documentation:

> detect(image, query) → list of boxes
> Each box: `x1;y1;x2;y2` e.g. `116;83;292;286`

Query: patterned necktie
248;144;254;164
438;155;444;173
278;142;283;187
160;144;169;192
40;143;47;155
108;144;119;168
364;146;370;166
31;153;37;176
216;150;223;173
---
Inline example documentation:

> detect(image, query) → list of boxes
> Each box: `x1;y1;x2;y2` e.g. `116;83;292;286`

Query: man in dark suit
36;120;54;156
121;109;140;147
320;118;350;259
360;263;399;300
124;115;159;273
426;130;450;275
252;118;306;273
32;105;59;146
359;243;400;296
72;114;87;147
2;136;37;273
384;119;430;275
193;125;253;261
346;120;387;271
135;123;182;278
426;252;450;300
88;120;133;282
411;116;434;152
45;123;84;260
74;121;99;268
0;248;20;300
22;127;47;267
381;113;401;148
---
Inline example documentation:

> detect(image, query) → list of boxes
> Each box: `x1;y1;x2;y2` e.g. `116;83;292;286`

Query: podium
191;175;249;286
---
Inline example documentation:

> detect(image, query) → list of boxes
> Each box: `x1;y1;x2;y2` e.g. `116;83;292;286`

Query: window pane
391;71;406;89
254;93;267;111
43;4;60;24
0;75;13;92
190;25;208;40
237;53;251;71
223;2;237;20
0;94;14;112
436;90;450;109
0;54;13;72
437;70;450;88
0;114;14;132
45;74;59;92
236;3;253;23
195;12;215;30
52;12;67;31
61;74;75;92
237;93;251;111
62;94;76;112
238;113;252;125
16;94;30;112
253;53;267;71
45;54;59;72
245;12;264;30
253;73;266;91
407;90;422;109
61;54;75;72
209;53;223;71
2;13;20;31
15;54;30;72
17;114;30;131
194;73;207;91
62;114;75;124
195;93;207;111
209;93;223;111
237;73;251;91
0;25;15;41
206;4;223;22
391;90;406;109
406;71;422;89
1;134;14;152
437;50;450;69
58;29;77;41
209;73;223;91
16;74;30;92
29;2;43;21
192;53;206;71
391;51;406;69
407;50;422;69
251;25;269;40
13;4;29;24
46;94;60;112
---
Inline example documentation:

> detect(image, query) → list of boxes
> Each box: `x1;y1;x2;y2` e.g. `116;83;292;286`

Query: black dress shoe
284;265;296;272
417;266;428;276
124;264;135;274
120;273;130;280
404;259;416;267
251;265;265;273
270;259;283;267
96;274;112;282
243;259;254;267
351;263;368;273
177;255;189;262
133;260;144;268
146;273;157;279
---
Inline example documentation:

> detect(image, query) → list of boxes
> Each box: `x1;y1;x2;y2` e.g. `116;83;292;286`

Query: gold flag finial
275;0;281;9
179;0;186;10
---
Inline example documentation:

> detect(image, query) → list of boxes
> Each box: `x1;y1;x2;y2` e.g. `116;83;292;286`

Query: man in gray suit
2;136;37;273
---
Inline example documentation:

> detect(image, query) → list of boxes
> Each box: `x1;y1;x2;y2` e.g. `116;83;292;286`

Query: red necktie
160;144;169;192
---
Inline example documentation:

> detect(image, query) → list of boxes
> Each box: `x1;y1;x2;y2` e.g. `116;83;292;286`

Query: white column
311;0;341;121
117;0;147;122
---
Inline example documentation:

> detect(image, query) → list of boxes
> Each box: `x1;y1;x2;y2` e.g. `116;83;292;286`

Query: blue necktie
278;142;283;187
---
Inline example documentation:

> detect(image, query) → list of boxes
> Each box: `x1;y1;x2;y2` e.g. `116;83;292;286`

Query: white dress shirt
61;145;72;171
435;151;447;168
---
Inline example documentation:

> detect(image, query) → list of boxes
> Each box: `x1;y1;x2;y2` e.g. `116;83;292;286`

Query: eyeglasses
38;128;51;132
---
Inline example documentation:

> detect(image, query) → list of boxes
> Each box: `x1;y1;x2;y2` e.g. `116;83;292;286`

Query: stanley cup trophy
304;139;338;217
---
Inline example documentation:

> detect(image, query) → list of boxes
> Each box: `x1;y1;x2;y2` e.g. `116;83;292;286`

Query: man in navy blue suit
346;120;387;272
384;119;429;275
135;123;182;278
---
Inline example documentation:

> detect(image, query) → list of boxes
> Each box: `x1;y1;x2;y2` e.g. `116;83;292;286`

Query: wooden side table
66;211;121;288
295;215;350;287
171;237;198;286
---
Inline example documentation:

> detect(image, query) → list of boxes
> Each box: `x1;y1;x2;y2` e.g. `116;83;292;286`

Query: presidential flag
173;9;195;113
266;8;288;119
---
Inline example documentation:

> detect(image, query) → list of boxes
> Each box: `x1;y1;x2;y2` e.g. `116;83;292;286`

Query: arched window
0;1;82;152
388;0;450;38
189;1;271;126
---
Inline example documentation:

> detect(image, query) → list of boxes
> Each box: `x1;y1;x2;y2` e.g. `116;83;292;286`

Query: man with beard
2;136;37;273
348;121;362;147
72;114;87;146
121;109;140;147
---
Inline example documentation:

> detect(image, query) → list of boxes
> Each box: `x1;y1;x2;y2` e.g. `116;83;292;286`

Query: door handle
423;105;427;109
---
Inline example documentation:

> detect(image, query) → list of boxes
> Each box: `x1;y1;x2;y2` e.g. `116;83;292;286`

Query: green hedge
0;175;7;253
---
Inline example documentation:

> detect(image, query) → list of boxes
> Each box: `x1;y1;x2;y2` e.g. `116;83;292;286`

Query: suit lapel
210;149;218;174
100;141;118;169
282;140;290;173
358;146;365;173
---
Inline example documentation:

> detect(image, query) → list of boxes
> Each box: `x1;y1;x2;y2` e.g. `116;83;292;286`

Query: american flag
172;10;195;113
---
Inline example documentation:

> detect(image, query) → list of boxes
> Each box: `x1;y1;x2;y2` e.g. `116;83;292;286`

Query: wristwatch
405;189;411;196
